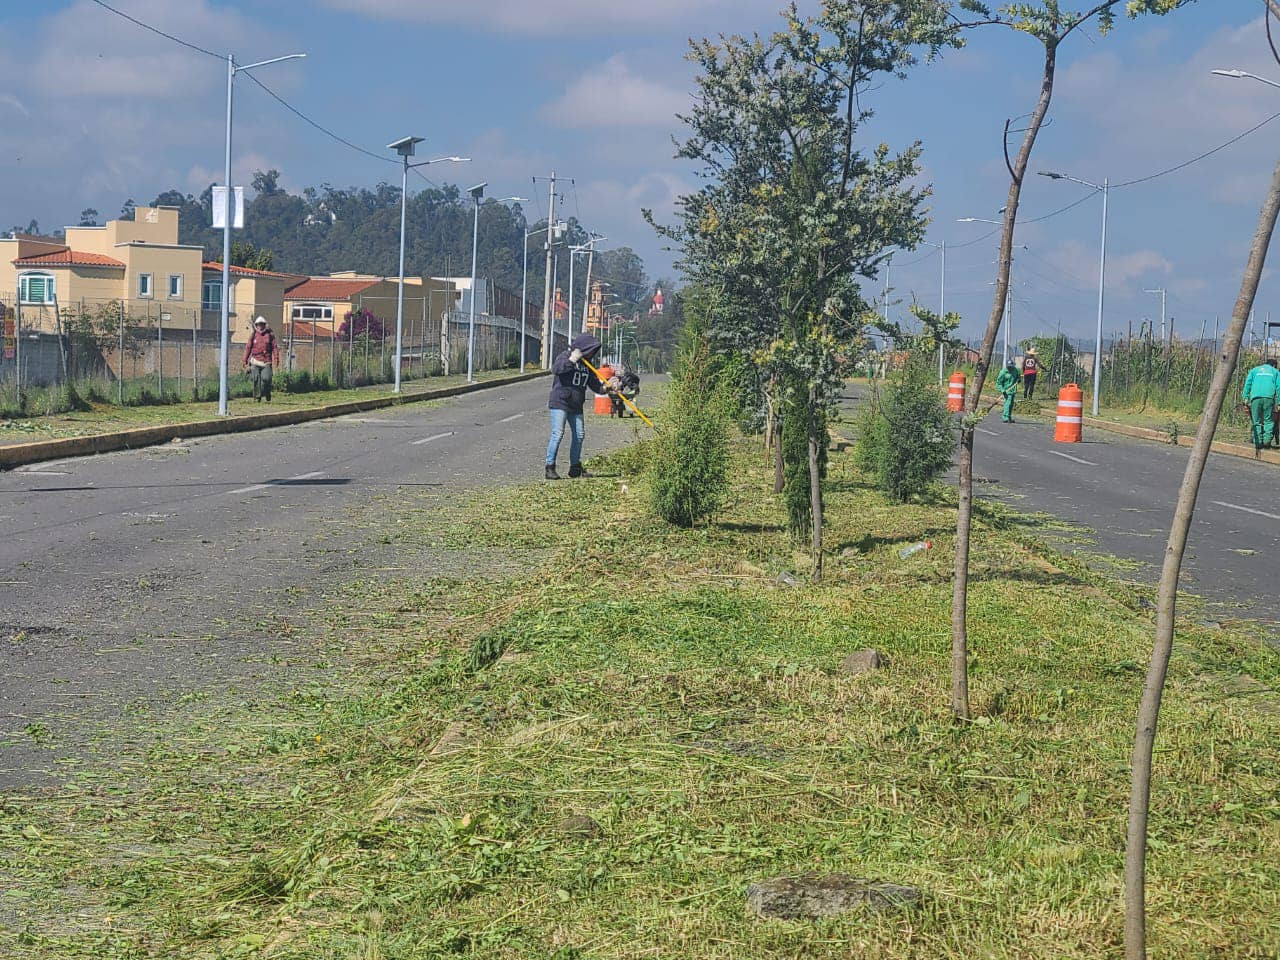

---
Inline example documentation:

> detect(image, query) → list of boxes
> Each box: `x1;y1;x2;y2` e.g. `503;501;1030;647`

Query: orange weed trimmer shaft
582;358;656;429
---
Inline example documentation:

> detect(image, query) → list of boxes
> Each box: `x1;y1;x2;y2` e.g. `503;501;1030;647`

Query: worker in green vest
1242;357;1279;449
996;360;1022;423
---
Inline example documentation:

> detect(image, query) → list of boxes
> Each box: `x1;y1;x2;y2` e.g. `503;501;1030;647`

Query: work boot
545;464;561;480
568;463;589;479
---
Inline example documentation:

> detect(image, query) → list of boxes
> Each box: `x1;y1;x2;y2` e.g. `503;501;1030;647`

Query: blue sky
0;1;1275;343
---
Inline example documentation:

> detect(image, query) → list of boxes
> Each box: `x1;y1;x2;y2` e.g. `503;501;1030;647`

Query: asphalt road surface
0;377;648;788
843;386;1277;626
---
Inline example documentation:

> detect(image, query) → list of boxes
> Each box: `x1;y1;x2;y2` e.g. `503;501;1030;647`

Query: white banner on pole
211;186;245;229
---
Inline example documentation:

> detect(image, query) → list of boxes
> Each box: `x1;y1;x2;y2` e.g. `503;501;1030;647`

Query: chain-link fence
0;290;555;419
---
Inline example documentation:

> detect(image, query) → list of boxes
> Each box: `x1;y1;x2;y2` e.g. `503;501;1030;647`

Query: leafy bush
855;364;956;502
649;339;730;527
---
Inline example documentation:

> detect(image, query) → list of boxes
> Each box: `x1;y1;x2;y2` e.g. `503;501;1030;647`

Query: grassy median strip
2;431;1277;959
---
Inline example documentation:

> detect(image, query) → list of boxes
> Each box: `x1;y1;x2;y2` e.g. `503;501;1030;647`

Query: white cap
254;316;267;326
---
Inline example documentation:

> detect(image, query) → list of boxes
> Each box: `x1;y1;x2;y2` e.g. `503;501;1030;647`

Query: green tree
659;0;957;580
946;0;1193;727
855;361;956;501
231;240;275;272
650;330;731;527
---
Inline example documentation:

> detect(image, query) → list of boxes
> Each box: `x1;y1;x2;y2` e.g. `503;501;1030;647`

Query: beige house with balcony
1;206;297;342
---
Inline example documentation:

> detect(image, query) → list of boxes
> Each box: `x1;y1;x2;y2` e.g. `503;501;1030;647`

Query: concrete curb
1081;415;1280;466
0;370;550;470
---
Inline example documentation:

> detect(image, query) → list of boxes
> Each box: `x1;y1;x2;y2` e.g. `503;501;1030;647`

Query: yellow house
1;206;204;332
200;261;304;343
1;207;302;346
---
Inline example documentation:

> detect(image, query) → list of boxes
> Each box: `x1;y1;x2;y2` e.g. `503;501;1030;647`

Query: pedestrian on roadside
545;333;617;479
242;316;281;403
996;360;1022;423
1021;347;1044;400
1241;356;1279;450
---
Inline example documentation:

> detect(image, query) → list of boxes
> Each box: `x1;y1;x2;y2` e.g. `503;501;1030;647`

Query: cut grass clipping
2;429;1277;959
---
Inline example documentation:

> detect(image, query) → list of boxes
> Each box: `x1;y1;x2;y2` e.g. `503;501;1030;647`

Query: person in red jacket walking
242;316;281;402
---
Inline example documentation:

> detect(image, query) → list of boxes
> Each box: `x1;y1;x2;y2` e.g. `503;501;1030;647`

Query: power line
88;0;398;169
1025;191;1097;223
243;73;397;167
88;0;222;59
1114;109;1280;188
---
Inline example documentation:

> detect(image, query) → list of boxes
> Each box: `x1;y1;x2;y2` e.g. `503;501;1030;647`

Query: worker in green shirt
1242;357;1279;449
996;360;1022;423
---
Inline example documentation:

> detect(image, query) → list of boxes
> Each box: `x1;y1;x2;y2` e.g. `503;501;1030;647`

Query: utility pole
537;172;559;368
1144;287;1167;343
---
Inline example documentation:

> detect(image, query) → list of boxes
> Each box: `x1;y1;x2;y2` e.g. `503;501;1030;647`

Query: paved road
841;388;1278;626
0;377;646;787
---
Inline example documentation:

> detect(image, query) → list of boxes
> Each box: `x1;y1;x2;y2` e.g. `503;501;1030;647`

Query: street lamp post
1039;171;1109;416
466;186;527;382
922;240;947;382
218;51;306;417
522;221;563;371
388;137;468;393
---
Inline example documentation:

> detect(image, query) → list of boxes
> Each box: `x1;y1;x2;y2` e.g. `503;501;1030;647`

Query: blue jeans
546;408;585;466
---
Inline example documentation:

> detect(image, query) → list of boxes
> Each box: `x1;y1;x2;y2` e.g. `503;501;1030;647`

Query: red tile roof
287;320;335;339
202;261;300;280
13;249;125;268
284;277;383;301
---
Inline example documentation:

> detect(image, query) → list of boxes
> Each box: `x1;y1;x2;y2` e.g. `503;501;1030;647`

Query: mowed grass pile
2;431;1278;959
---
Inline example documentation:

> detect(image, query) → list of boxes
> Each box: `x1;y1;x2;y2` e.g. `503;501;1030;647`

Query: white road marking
1047;450;1097;466
496;412;524;424
977;428;1001;437
229;469;325;497
1211;500;1280;522
410;431;455;447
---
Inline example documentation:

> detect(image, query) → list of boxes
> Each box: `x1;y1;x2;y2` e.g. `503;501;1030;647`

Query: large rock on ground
746;875;921;919
557;814;603;839
839;650;886;675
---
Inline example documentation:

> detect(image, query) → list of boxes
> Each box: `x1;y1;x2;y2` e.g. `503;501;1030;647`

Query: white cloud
316;0;778;34
0;0;298;222
1052;15;1277;200
543;55;690;130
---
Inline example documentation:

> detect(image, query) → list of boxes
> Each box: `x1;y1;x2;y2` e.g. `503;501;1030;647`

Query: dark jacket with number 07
548;333;604;414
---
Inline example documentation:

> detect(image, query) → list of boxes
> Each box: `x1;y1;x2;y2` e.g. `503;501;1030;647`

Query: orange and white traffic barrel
1055;383;1083;443
592;364;615;415
947;371;966;412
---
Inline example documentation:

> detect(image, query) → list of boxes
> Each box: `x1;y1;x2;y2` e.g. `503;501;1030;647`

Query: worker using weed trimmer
1242;356;1279;451
996;360;1022;424
545;333;617;480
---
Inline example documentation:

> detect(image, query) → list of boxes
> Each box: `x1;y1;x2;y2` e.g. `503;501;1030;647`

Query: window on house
202;280;221;310
168;274;183;299
138;273;153;298
18;272;56;305
291;304;333;323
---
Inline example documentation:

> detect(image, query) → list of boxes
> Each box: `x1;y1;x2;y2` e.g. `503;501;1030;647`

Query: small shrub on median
855;362;956;502
649;339;730;527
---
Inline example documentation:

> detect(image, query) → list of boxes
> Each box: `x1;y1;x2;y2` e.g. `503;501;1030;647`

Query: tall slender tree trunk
1124;151;1280;960
951;40;1058;720
808;385;824;582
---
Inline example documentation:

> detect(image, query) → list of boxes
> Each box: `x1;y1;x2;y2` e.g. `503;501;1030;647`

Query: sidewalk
0;369;548;469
